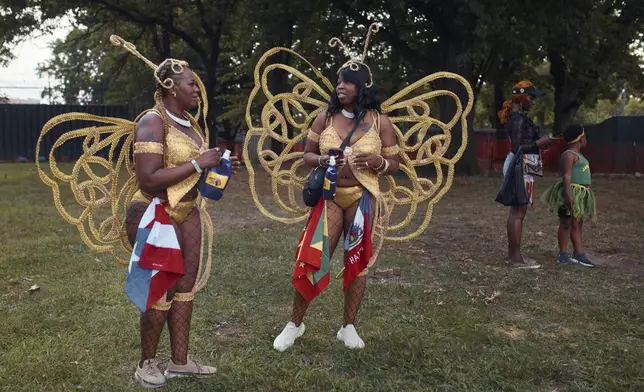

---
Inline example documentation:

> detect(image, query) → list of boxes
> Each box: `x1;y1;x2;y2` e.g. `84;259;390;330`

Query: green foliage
540;0;644;133
2;0;644;143
0;2;40;66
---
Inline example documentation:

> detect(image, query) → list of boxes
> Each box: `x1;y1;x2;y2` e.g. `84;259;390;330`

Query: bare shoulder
310;109;329;134
135;111;164;142
379;112;392;124
378;112;394;131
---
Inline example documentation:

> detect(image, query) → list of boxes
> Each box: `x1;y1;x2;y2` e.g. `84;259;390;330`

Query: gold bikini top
132;109;206;208
311;111;394;198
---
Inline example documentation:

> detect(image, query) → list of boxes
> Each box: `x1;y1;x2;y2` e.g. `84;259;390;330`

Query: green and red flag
293;198;330;302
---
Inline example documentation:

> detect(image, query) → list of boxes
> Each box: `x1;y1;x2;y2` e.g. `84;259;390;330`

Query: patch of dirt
504;311;533;324
587;252;644;276
208;321;249;341
368;267;412;285
538;326;572;340
495;326;526;341
209;172;644;279
546;383;568;392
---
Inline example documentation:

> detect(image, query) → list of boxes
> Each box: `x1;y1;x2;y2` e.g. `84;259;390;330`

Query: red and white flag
125;198;184;312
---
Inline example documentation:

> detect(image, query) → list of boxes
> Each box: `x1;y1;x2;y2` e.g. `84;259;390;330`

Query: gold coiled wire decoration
35;35;212;267
244;23;474;246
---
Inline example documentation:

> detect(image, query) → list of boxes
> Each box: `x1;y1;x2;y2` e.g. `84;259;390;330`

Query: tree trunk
205;70;221;143
493;82;506;139
160;7;172;59
434;45;480;175
267;19;295;154
161;28;171;59
549;50;582;135
204;23;224;143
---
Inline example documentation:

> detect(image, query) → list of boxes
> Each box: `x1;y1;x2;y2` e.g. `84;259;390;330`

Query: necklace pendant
344;146;353;156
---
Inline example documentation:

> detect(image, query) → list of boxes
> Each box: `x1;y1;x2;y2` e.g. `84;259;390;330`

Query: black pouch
495;149;529;206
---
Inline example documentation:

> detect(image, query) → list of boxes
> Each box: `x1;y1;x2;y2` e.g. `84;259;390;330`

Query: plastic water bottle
323;156;337;201
200;149;232;201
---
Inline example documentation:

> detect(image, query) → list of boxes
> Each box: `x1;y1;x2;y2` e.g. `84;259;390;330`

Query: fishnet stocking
290;201;345;326
168;207;201;365
343;276;367;325
126;201;173;366
138;309;168;366
341;198;373;326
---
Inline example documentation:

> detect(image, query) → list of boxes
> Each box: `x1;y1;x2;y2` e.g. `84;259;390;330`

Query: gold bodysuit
132;109;207;223
130;108;214;307
315;112;382;209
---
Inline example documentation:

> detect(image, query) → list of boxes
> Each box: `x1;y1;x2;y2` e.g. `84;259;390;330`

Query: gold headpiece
109;35;189;90
328;22;380;88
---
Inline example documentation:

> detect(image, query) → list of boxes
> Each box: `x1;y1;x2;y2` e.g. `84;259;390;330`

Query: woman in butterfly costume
35;36;235;388
243;23;474;351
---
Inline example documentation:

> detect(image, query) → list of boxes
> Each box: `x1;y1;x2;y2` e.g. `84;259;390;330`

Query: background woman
498;81;552;269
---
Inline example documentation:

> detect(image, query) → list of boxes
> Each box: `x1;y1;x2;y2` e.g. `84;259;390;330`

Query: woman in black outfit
498;81;552;269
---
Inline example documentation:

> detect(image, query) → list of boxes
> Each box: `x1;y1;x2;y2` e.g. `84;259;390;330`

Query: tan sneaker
509;259;541;269
164;356;217;379
507;257;542;269
134;358;167;388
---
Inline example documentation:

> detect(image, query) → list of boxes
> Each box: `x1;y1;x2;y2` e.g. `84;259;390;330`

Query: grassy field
1;163;643;392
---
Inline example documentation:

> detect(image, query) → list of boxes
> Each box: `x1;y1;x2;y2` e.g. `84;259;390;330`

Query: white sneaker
134;358;167;388
273;321;305;352
337;324;365;349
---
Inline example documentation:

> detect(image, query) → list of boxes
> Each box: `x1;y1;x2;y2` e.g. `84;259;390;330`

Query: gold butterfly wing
378;72;474;244
35;112;141;266
243;47;334;224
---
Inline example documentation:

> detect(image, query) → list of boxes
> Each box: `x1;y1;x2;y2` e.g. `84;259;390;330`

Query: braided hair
153;60;190;136
327;63;381;124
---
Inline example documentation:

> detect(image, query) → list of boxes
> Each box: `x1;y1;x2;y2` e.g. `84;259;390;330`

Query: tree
215;0;353;143
328;0;552;174
26;0;241;139
38;29;111;104
30;0;345;142
9;0;643;153
38;22;192;107
0;1;39;65
542;0;644;134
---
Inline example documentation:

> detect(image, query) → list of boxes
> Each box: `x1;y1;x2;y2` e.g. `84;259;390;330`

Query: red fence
474;128;644;175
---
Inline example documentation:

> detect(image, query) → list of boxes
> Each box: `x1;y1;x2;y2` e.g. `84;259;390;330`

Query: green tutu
540;179;597;221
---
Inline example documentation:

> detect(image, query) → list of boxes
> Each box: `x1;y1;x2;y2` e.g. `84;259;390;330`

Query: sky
0;18;72;103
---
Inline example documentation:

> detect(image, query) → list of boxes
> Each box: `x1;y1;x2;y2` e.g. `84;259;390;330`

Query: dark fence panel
3;105;643;175
584;116;644;174
0;104;129;162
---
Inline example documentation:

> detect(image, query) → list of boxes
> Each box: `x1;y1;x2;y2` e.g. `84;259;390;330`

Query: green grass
1;163;644;391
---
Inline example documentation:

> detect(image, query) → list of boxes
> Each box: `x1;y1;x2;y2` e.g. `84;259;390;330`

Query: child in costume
541;124;596;267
